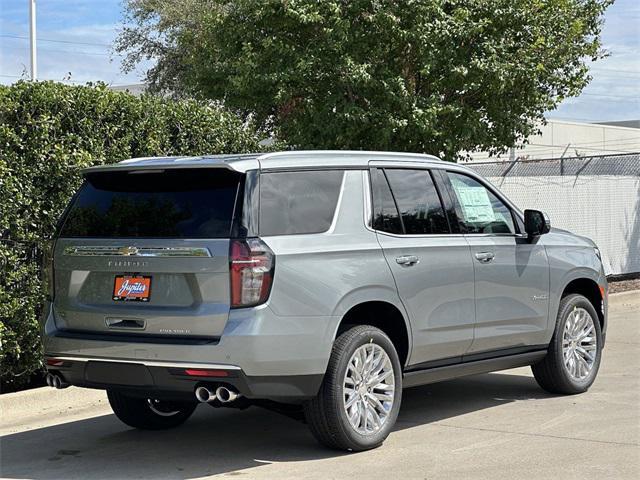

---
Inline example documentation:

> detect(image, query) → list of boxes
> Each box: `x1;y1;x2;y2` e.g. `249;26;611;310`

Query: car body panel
464;235;551;352
376;232;476;365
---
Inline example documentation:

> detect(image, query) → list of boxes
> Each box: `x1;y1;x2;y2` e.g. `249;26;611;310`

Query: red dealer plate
113;275;152;302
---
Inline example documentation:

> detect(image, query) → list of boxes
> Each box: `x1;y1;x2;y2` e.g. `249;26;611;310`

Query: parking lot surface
1;291;638;480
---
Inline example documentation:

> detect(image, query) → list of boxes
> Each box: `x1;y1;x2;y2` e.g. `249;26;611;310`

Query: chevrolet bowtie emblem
118;246;139;256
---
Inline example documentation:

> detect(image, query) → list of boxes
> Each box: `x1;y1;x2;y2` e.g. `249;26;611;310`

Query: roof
82;150;442;174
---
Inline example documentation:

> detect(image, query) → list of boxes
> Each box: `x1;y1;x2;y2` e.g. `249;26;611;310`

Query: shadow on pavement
0;372;552;480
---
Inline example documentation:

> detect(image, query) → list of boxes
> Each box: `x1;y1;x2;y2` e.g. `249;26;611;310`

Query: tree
117;0;613;160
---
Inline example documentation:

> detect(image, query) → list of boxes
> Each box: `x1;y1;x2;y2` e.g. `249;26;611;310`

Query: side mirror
524;209;551;237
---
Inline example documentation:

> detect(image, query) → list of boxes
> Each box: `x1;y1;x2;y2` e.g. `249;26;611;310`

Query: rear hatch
52;167;243;340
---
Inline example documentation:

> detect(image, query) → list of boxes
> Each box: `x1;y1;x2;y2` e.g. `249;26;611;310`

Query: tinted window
447;172;515;234
60;169;241;238
371;168;402;234
259;170;344;236
383;169;449;235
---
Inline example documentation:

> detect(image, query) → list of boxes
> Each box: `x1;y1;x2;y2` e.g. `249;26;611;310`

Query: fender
330;285;414;364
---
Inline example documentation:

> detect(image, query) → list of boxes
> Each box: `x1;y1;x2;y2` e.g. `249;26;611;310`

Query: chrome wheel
343;343;395;435
562;307;598;381
147;399;181;417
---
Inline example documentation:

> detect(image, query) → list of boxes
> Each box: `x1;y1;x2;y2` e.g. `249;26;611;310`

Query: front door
370;167;476;366
444;171;550;354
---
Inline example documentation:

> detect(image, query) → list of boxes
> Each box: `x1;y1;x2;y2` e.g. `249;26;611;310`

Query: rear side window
259;170;344;236
59;169;242;238
372;168;449;235
371;168;402;234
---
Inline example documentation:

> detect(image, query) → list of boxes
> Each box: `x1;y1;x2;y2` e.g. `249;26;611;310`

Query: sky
0;0;638;123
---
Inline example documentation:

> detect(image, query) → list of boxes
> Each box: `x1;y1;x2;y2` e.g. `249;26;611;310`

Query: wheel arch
561;276;605;331
333;298;411;368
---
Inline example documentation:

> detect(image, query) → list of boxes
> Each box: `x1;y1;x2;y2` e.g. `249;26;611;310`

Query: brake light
230;238;275;308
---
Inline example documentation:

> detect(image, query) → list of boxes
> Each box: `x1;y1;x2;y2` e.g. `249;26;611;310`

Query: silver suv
43;151;607;451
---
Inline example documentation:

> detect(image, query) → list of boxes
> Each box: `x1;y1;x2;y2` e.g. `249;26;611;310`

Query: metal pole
29;0;37;80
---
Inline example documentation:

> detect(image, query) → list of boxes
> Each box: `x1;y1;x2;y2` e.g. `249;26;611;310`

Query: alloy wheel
562;307;598;381
343;343;395;435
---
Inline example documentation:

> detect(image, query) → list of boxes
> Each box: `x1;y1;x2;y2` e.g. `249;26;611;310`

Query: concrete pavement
1;291;638;479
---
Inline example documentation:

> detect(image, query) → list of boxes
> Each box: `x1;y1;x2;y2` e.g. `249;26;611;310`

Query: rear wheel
304;325;402;451
107;390;197;430
532;293;603;394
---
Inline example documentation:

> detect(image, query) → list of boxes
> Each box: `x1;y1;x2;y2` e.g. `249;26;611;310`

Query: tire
107;390;197;430
532;293;603;395
303;325;402;451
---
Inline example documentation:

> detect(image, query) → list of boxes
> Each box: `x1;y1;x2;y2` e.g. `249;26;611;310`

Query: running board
403;350;547;388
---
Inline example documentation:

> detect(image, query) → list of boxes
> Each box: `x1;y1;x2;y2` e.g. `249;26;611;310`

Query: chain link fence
467;152;640;178
467;153;640;276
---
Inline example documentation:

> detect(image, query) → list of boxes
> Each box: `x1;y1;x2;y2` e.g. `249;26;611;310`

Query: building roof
595;120;640;129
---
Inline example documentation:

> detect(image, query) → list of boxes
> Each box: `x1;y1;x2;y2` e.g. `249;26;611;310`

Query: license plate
113;275;152;302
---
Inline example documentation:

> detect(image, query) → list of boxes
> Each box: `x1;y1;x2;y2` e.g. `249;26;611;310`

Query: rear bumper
44;355;322;402
42;302;337;401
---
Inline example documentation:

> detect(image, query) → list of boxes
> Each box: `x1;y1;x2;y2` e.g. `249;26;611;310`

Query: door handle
474;251;495;263
395;255;419;266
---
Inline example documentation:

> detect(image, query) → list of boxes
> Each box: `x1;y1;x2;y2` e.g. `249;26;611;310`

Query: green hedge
0;81;267;389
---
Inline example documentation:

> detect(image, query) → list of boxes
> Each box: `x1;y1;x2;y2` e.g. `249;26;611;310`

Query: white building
464;119;640;163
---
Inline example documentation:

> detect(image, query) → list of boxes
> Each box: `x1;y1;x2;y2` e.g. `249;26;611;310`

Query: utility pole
29;0;37;80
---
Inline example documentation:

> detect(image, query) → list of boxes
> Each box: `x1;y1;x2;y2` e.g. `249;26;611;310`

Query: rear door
370;167;476;366
443;171;550;353
52;167;243;340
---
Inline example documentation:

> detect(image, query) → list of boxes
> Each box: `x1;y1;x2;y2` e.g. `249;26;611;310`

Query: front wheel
532;293;603;394
304;325;402;451
107;390;197;430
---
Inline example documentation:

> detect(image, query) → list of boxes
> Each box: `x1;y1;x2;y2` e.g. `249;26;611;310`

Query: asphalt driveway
1;291;638;480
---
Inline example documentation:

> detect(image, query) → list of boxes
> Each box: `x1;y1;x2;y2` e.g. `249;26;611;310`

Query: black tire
532;293;603;395
107;390;197;430
303;325;402;451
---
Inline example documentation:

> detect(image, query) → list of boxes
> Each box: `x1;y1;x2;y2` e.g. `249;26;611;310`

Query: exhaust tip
48;373;69;389
215;386;239;403
195;386;215;403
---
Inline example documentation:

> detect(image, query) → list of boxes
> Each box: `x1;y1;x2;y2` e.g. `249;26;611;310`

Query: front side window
371;168;449;235
447;172;515;234
259;170;344;236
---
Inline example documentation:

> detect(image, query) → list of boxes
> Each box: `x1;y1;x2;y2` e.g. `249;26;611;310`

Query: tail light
230;238;275;308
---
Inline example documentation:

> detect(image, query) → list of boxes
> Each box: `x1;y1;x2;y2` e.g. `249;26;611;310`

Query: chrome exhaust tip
215;386;240;403
49;373;69;389
195;386;216;403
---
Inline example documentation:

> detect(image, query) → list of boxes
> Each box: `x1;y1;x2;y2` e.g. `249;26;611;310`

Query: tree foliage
0;81;266;388
117;0;612;159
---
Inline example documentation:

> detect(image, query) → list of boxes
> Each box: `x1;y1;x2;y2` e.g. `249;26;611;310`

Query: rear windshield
59;169;242;238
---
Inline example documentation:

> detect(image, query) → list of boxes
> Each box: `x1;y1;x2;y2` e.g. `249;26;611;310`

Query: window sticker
453;185;496;223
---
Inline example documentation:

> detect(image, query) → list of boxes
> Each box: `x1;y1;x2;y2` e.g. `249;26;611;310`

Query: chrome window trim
325;171;348;234
374;231;526;240
46;355;241;370
362;170;373;229
63;246;212;257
